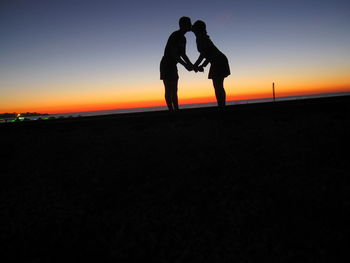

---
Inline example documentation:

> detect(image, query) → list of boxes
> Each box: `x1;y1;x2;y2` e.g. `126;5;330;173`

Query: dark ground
1;96;350;262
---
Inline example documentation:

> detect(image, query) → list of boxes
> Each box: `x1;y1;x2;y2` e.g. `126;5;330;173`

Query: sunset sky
1;0;350;113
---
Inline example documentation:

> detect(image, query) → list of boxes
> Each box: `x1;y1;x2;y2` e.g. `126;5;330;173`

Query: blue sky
1;0;350;112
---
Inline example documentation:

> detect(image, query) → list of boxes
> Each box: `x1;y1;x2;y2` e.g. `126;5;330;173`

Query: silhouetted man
160;16;193;111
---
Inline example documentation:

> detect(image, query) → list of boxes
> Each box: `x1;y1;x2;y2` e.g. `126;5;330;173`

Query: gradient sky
1;0;350;113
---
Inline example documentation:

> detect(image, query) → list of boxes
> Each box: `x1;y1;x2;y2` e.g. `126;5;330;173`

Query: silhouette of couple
160;16;230;111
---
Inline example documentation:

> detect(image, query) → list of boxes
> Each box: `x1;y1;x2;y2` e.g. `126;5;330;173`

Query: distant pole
272;82;276;102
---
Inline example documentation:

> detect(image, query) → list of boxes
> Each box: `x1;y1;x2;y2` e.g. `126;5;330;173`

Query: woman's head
191;20;207;35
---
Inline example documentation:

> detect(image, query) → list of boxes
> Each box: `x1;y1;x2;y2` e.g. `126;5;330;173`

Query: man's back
163;30;186;61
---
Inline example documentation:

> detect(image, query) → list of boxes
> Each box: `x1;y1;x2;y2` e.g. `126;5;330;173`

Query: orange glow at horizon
1;70;350;114
2;83;349;114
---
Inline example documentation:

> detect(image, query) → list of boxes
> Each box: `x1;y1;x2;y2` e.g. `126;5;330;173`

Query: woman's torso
196;35;224;62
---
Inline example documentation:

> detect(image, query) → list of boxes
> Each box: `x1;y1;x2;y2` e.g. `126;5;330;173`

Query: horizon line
2;91;349;116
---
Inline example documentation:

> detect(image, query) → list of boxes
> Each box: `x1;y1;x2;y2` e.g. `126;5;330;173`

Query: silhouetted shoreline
1;95;349;262
2;92;348;122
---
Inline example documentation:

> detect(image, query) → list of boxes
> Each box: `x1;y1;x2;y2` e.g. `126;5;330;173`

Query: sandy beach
1;95;349;262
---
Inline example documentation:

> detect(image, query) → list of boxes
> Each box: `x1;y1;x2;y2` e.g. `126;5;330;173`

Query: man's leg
163;80;174;111
171;79;179;110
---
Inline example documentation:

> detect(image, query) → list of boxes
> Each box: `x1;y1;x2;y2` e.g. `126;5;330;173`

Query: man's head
179;16;192;32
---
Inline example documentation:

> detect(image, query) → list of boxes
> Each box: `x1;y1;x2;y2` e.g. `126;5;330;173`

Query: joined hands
194;65;204;73
185;63;204;73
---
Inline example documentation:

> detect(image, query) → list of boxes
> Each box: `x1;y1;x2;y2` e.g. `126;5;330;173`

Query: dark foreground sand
1;96;349;262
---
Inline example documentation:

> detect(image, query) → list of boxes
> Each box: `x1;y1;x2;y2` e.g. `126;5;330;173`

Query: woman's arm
200;59;209;68
196;37;212;70
193;54;205;68
193;55;209;72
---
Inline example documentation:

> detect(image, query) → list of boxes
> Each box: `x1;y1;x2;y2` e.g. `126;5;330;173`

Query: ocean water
2;92;349;122
49;92;349;119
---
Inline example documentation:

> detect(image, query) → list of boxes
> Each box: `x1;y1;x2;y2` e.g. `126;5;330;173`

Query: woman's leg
212;78;226;107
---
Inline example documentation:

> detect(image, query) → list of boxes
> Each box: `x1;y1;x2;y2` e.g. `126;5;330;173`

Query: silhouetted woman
160;17;193;111
192;20;230;108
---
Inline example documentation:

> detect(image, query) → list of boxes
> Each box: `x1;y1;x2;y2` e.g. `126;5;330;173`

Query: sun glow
1;80;349;114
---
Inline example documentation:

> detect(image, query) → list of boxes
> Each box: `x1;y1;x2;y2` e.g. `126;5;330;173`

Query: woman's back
196;34;222;61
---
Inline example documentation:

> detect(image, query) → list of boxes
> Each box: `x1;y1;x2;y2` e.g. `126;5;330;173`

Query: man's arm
181;52;192;65
179;55;193;71
177;55;191;69
177;37;193;71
